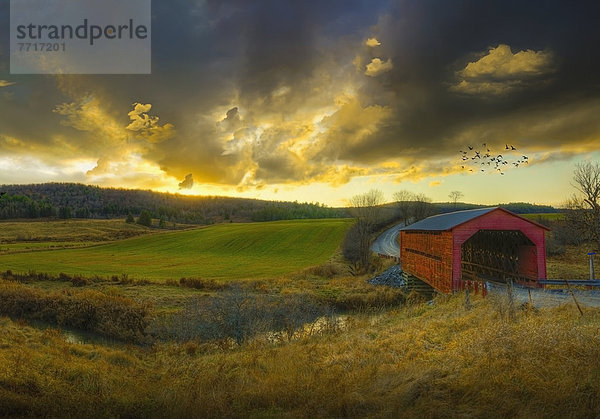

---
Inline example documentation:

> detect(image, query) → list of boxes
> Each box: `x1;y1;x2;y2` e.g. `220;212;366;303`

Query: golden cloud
365;37;381;47
463;44;553;78
365;58;393;77
451;44;554;95
54;96;128;145
126;102;175;143
52;97;177;188
319;95;393;150
0;134;28;150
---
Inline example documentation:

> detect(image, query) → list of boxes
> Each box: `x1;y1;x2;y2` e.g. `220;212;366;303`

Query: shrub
71;276;89;287
313;282;407;311
179;277;226;291
0;280;152;342
58;272;72;281
0;270;54;283
270;294;331;341
546;235;566;256
552;220;584;246
152;287;331;345
306;263;342;279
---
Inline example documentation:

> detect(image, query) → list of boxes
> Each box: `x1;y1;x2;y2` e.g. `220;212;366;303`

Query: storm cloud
178;173;194;190
1;0;600;196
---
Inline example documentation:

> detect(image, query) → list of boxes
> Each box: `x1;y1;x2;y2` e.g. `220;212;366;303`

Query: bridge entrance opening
461;230;538;284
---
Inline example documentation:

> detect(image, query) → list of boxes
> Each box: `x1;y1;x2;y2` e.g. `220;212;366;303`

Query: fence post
507;277;516;322
465;288;471;310
564;278;584;316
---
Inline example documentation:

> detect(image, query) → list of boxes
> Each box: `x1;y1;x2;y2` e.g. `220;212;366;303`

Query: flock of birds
459;143;529;175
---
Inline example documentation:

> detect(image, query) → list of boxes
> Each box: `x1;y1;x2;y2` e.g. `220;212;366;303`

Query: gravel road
370;222;404;257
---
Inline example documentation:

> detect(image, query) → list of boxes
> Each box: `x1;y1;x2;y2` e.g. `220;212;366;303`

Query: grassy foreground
2;294;600;417
0;219;352;281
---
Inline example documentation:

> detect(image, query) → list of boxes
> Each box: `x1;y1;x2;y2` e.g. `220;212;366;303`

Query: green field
0;219;352;281
521;212;565;221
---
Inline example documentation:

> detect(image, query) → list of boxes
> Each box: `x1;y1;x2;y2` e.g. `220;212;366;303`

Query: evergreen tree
137;210;152;227
58;206;72;219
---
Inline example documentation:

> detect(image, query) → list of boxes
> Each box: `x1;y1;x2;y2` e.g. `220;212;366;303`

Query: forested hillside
433;202;558;214
0;183;347;223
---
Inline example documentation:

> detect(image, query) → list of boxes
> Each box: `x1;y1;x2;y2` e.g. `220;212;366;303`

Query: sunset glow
2;1;599;206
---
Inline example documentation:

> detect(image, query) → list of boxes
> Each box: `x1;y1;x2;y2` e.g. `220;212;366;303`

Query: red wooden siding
518;245;538;279
399;230;453;293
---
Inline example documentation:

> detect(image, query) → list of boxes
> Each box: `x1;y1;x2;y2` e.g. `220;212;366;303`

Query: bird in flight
457;142;525;176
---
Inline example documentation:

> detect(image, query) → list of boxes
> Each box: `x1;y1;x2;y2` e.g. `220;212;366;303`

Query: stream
9;316;126;346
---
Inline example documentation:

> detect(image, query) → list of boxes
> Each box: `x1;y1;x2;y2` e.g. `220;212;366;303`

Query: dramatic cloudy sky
1;0;600;206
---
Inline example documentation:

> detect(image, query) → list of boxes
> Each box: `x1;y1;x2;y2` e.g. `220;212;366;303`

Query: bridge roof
399;207;550;232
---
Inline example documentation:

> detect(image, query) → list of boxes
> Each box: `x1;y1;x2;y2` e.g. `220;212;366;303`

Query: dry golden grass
547;243;595;279
2;293;600;417
0;219;155;243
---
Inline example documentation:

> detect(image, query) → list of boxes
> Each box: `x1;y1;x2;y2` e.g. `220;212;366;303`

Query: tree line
0;183;347;223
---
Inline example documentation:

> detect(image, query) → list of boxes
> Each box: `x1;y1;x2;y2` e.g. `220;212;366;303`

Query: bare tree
393;190;414;225
348;189;385;221
449;190;464;209
393;190;435;224
344;189;385;272
566;161;600;251
412;193;435;221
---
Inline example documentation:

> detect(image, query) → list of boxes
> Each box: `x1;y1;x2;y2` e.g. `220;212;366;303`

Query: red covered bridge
398;207;550;293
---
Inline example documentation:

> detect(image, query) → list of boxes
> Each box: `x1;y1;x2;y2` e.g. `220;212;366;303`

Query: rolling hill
0;219;352;281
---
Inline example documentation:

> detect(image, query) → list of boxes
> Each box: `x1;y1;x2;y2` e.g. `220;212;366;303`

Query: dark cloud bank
1;0;600;189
